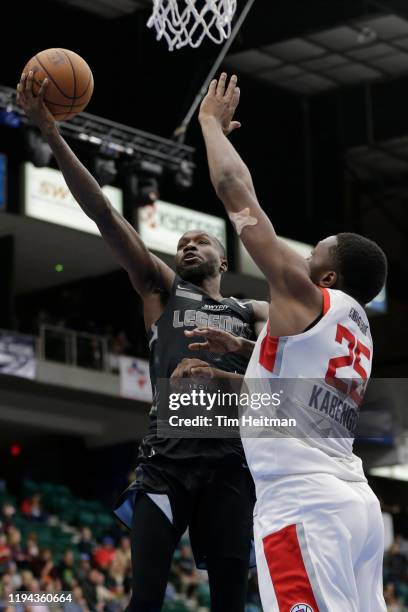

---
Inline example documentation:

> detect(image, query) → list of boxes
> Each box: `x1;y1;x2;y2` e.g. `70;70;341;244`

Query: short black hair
331;233;387;305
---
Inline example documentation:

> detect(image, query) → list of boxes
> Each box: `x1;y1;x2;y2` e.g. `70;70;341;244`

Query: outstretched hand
185;327;242;355
16;70;55;130
199;72;241;136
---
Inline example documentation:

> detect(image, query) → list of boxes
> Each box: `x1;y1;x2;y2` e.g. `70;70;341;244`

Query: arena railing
38;324;110;372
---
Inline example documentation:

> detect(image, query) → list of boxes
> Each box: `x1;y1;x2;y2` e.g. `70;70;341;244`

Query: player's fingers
16;86;23;107
230;87;241;115
225;74;237;102
190;358;209;366
216;72;227;97
38;78;49;99
191;366;212;378
185;327;211;337
25;70;34;94
194;327;220;336
184;329;204;337
188;342;209;351
206;327;228;338
229;121;242;133
208;79;217;96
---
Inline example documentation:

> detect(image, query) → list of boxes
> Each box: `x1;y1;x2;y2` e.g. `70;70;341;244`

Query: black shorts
114;454;256;569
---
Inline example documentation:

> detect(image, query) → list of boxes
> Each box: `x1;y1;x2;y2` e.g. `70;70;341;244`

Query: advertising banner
119;356;152;402
138;200;227;255
23;162;123;235
0;332;36;379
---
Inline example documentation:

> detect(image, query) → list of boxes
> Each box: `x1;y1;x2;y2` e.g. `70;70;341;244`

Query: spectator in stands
114;536;131;569
175;542;200;596
105;556;126;595
93;536;116;570
395;534;408;558
0;572;14;605
0;503;16;535
246;572;263;611
0;534;12;573
6;562;23;590
57;549;77;589
76;553;92;584
81;568;103;610
16;569;35;592
110;331;131;356
384;540;408;584
30;548;56;582
384;582;405;611
6;527;25;567
63;585;90;612
92;569;118;611
108;330;132;373
21;494;44;522
21;578;49;612
77;526;96;557
24;533;39;561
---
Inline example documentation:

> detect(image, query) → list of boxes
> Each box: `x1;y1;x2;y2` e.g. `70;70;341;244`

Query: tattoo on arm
229;208;258;236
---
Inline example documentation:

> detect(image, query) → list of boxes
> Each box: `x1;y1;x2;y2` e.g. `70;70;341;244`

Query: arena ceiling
55;0;149;18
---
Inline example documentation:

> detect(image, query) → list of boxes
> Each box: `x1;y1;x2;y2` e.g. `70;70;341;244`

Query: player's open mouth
182;253;201;264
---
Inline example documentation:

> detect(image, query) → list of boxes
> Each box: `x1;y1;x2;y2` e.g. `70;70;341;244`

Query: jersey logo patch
202;304;228;311
290;605;314;612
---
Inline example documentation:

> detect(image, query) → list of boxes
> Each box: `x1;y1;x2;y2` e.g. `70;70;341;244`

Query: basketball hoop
147;0;238;51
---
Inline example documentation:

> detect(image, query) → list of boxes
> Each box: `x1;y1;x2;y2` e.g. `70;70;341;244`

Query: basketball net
147;0;238;51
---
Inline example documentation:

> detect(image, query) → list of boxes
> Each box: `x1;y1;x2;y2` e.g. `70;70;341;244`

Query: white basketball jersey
242;288;373;486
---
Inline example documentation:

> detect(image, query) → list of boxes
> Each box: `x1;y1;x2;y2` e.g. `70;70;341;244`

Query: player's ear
319;270;337;288
220;258;228;274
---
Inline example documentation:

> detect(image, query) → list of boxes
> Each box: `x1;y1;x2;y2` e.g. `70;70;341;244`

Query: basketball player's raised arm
199;74;314;299
16;71;174;298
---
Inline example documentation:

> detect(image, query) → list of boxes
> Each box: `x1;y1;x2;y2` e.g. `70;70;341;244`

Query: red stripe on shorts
263;524;319;612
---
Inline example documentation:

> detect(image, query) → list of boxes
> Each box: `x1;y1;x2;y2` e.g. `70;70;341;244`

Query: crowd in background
0;480;406;611
0;482;263;612
384;535;408;611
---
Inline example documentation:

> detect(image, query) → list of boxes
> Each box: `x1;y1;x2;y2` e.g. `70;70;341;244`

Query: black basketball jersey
138;275;257;462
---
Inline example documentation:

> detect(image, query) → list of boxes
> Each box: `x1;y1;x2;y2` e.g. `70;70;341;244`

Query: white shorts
253;473;386;612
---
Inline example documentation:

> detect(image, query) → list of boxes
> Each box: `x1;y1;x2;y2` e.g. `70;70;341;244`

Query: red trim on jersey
321;287;331;315
263;524;320;612
259;321;280;373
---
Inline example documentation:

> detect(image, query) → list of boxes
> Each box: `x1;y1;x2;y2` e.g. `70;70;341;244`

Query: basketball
22;48;94;121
